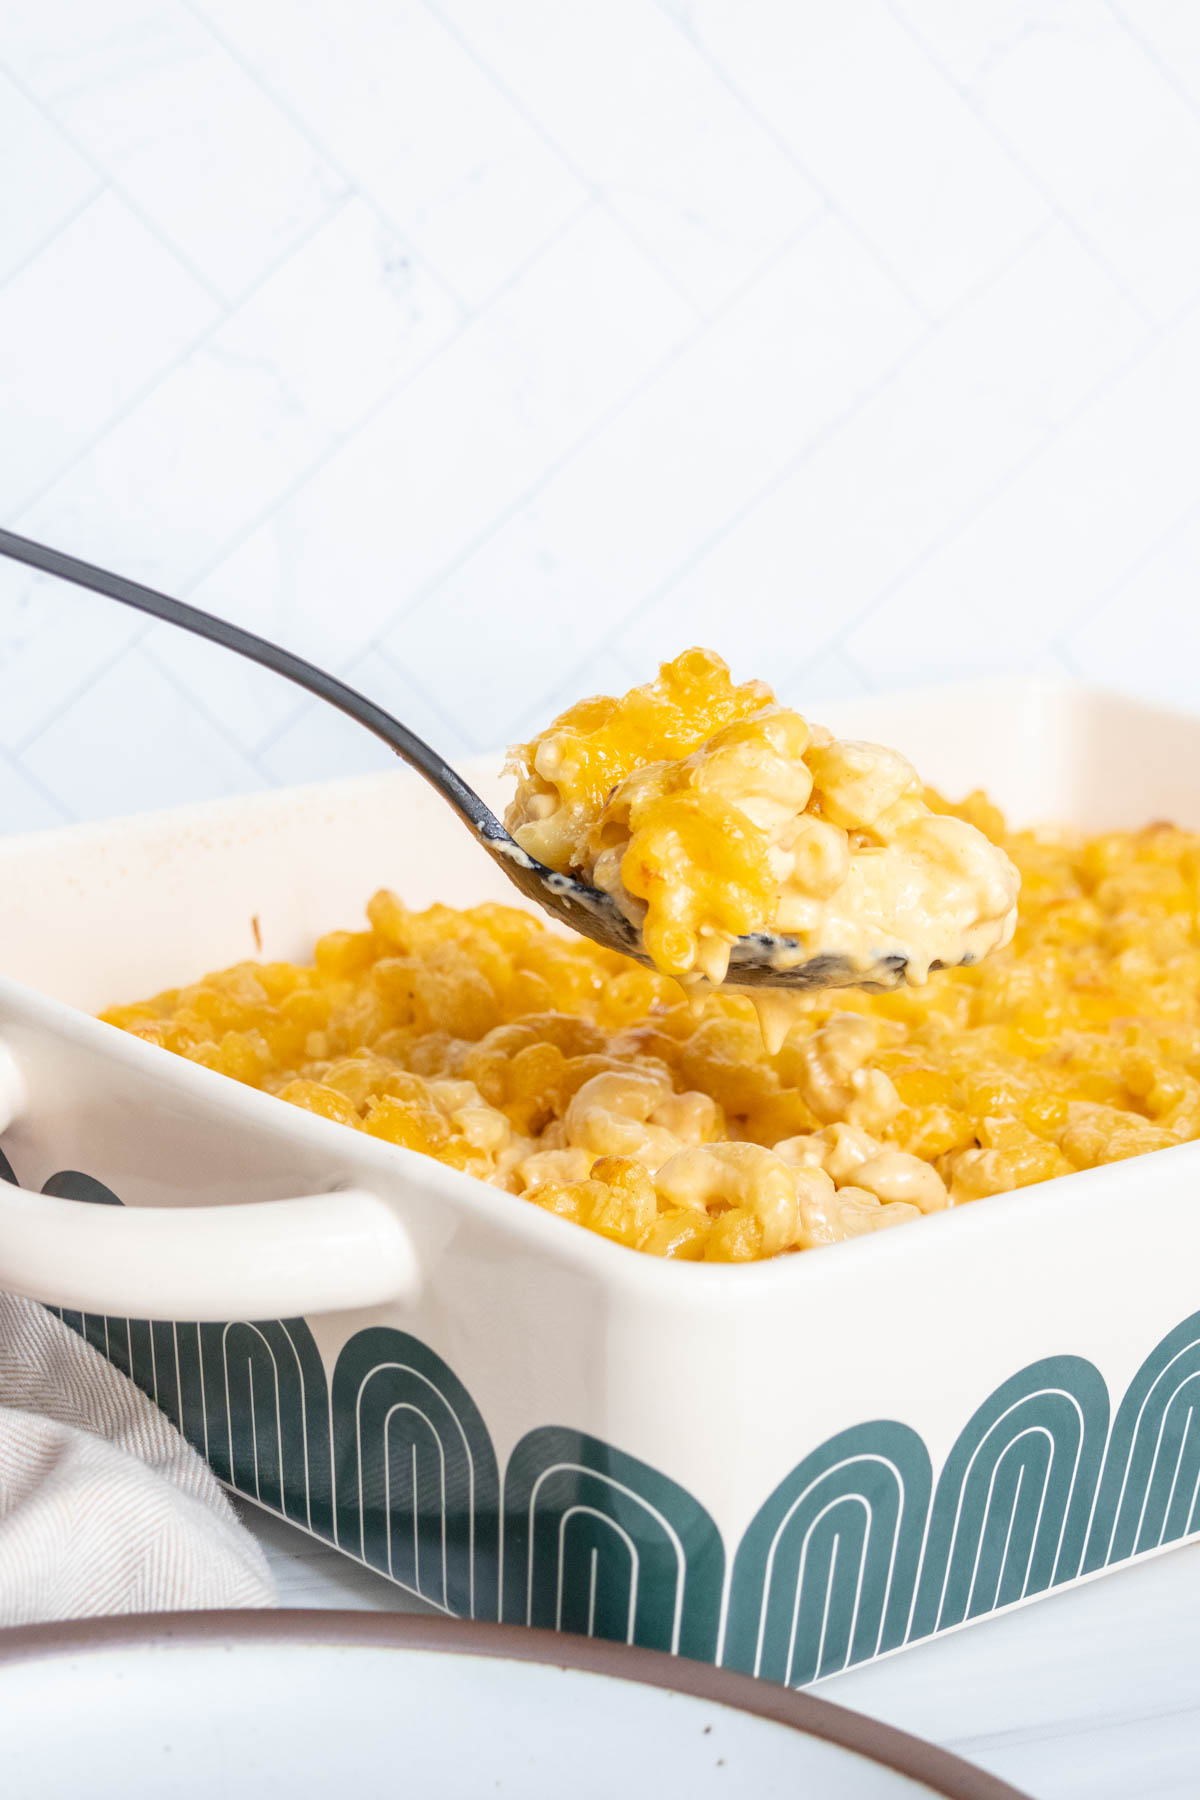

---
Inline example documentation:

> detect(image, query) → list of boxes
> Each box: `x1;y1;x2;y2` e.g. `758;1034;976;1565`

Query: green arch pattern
331;1326;500;1621
18;1148;1200;1681
722;1421;931;1685
42;1170;123;1206
910;1356;1108;1640
502;1427;724;1661
193;1318;335;1539
1084;1310;1200;1572
29;1165;334;1542
49;1309;335;1541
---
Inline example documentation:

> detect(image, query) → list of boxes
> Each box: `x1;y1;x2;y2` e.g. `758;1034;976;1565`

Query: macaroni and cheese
103;796;1200;1264
505;649;1020;990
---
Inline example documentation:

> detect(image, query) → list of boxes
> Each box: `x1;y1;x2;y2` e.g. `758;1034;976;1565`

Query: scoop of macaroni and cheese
504;649;1020;990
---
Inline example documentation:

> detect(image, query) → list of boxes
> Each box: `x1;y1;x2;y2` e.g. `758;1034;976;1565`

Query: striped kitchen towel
0;1291;274;1624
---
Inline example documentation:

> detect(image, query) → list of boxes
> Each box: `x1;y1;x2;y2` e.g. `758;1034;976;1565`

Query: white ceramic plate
0;1612;1024;1798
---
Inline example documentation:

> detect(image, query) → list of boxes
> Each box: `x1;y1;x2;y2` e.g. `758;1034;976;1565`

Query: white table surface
234;1495;1200;1800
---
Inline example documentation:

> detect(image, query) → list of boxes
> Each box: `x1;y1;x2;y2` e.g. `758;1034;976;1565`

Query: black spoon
0;528;910;989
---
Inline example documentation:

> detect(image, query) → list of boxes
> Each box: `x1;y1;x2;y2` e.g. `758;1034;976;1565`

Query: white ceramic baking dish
1;676;1199;1688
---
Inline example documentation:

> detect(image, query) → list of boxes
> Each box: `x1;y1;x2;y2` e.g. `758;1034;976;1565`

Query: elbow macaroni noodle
103;790;1200;1264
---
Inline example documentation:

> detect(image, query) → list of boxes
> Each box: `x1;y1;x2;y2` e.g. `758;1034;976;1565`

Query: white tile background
2;0;1199;830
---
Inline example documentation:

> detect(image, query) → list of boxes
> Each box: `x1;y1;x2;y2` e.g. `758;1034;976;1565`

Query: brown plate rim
0;1609;1028;1799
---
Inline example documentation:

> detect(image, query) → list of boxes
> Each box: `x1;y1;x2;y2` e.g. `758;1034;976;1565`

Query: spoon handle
0;528;504;839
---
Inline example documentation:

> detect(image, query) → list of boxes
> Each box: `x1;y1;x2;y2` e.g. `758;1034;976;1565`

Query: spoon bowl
0;529;923;990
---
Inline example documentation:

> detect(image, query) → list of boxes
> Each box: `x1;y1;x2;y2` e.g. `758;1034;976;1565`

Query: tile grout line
15;628;272;796
375;204;1145;751
820;284;1200;665
0;55;232;309
357;641;484;758
11;617;154;758
218;204;835;765
6;186;592;605
1107;1;1200;133
1052;490;1200;647
580;213;1074;671
252;651;471;775
81;195;599;634
182;0;472;318
0;175;107;290
826;641;880;695
297;208;838;724
421;0;709;321
0;749;74;824
883;0;1160;328
12;168;643;771
2;191;347;527
139;638;276;779
650;0;937;324
248;622;492;764
1051;638;1084;677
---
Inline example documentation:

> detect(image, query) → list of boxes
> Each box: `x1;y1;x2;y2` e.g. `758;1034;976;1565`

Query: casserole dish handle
0;1179;419;1320
0;1045;420;1319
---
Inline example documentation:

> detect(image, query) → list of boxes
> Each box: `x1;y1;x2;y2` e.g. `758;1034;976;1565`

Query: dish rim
0;1608;1027;1798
